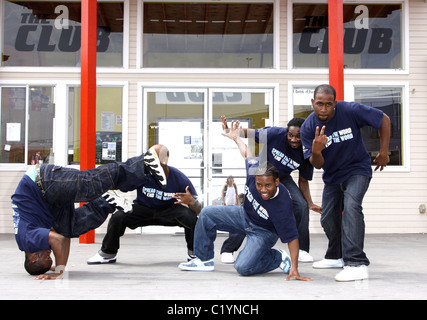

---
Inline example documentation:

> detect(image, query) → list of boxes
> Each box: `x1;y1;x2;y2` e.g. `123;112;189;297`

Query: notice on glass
102;142;116;161
101;112;115;131
6;123;21;142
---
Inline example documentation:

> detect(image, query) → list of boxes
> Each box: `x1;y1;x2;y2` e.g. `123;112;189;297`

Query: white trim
122;0;130;69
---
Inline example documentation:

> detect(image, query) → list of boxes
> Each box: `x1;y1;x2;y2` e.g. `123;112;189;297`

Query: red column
79;0;97;244
328;0;344;100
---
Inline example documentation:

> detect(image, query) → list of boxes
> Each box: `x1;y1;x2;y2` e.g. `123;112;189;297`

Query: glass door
208;89;272;205
145;89;208;204
144;88;272;206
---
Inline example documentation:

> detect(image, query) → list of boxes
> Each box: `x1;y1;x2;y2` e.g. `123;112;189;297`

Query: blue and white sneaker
179;258;214;271
276;249;291;274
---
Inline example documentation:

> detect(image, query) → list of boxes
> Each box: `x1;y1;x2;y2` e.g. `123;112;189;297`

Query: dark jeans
321;174;371;266
100;202;198;255
39;154;149;238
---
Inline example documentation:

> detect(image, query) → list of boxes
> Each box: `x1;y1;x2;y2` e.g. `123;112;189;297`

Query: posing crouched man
87;144;202;264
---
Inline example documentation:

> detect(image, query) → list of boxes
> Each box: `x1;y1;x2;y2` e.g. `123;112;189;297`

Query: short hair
254;161;279;180
287;117;305;129
24;252;51;276
314;84;336;100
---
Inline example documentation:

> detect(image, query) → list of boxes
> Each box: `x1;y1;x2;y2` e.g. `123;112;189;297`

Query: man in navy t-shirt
87;144;202;265
300;84;391;282
11;147;166;279
179;121;312;281
220;116;321;263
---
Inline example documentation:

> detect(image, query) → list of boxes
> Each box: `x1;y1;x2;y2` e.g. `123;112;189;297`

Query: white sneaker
102;190;133;213
221;252;235;264
144;148;167;189
298;250;314;262
312;258;344;269
276;249;291;274
334;265;369;282
87;252;117;265
179;258;214;271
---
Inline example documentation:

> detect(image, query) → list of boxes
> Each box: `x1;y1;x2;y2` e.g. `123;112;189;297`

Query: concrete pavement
1;232;426;301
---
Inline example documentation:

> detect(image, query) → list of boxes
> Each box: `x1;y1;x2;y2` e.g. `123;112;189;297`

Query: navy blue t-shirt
136;165;198;209
11;169;53;253
243;158;298;244
254;126;313;181
300;101;384;184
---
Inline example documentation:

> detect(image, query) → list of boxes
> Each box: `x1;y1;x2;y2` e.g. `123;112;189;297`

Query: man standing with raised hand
300;84;391;281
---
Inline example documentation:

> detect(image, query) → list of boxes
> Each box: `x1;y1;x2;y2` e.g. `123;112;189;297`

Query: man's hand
34;265;66;280
221;117;242;141
173;186;202;214
285;267;313;281
373;151;389;171
312;125;327;154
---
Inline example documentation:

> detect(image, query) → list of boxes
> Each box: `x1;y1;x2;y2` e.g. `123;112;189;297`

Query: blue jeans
280;175;310;252
39;154;149;238
194;205;281;276
321;174;371;266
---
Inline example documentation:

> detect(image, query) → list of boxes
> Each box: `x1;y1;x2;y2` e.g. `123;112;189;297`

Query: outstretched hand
221;116;242;141
173;186;195;206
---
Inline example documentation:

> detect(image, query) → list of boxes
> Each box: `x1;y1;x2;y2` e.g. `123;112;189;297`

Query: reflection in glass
68;87;123;165
1;87;26;163
143;2;274;68
356;87;402;166
293;4;402;69
2;1;123;67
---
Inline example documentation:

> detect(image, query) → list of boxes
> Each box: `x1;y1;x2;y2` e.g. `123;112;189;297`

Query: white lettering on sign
54;5;69;30
354;5;369;30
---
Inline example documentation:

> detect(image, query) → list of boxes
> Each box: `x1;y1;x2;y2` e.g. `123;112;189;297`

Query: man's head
311;84;337;123
286;117;305;149
254;162;280;201
24;250;52;275
150;144;169;168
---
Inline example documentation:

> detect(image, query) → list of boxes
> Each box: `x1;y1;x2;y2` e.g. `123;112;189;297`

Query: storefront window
1;86;55;164
2;1;124;67
68;86;123;165
355;87;403;166
293;3;403;69
143;2;274;68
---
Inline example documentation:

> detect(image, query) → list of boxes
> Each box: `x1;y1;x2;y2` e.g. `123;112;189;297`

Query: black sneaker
144;148;167;189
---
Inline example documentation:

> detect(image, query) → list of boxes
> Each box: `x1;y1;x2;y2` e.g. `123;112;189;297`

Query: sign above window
2;1;124;67
293;3;403;69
